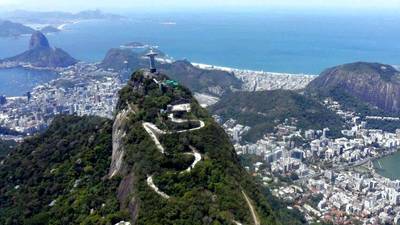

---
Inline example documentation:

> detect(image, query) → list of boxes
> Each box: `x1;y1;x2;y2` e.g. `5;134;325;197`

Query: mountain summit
0;70;305;225
307;62;400;114
2;31;77;68
29;31;50;50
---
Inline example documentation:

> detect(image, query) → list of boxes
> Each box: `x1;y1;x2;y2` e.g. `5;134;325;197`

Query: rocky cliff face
29;31;50;49
3;31;77;68
307;62;400;114
109;104;134;178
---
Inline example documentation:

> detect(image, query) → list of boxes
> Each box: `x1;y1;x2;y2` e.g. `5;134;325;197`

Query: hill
109;70;304;224
0;70;305;224
100;48;242;96
158;60;242;96
306;62;400;115
0;116;127;224
2;31;77;68
99;48;148;71
211;90;345;142
0;20;35;37
40;26;61;34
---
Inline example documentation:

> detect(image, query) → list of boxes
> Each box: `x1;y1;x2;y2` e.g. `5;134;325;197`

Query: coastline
191;62;317;77
154;56;317;77
57;20;80;30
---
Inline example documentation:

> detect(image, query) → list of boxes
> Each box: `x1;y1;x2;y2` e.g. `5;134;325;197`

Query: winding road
143;109;205;199
143;106;256;225
142;114;205;155
183;146;202;173
147;175;170;199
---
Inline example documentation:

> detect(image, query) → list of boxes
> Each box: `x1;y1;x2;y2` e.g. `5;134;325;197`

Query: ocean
1;11;400;75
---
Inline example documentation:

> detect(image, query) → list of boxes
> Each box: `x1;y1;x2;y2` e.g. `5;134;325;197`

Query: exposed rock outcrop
29;31;50;49
109;105;134;178
2;31;77;68
307;62;400;114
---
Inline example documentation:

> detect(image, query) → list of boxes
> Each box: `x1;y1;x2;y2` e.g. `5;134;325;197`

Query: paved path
142;122;166;154
168;114;205;133
142;117;205;154
143;106;253;225
182;146;202;173
147;175;170;199
143;108;206;199
242;190;260;225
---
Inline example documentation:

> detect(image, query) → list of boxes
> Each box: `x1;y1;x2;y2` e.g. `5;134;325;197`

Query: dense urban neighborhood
0;62;124;136
220;98;400;224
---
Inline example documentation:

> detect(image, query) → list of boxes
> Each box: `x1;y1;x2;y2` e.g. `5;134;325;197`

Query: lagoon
373;151;400;180
0;68;58;96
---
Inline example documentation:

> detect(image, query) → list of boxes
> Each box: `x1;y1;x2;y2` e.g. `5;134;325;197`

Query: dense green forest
158;60;242;96
211;90;345;142
0;139;17;158
307;88;400;132
0;71;306;225
0;116;129;225
115;71;306;224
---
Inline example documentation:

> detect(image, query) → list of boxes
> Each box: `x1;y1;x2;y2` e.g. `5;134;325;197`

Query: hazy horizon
0;0;400;13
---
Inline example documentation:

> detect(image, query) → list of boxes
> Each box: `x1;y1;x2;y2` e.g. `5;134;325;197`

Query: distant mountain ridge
1;10;125;24
1;31;77;68
306;62;400;114
0;20;35;37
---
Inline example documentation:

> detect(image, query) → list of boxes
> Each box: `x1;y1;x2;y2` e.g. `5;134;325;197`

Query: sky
0;0;399;12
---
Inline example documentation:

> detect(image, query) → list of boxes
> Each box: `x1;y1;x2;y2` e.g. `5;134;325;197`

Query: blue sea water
0;68;58;96
1;11;400;75
0;11;400;96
